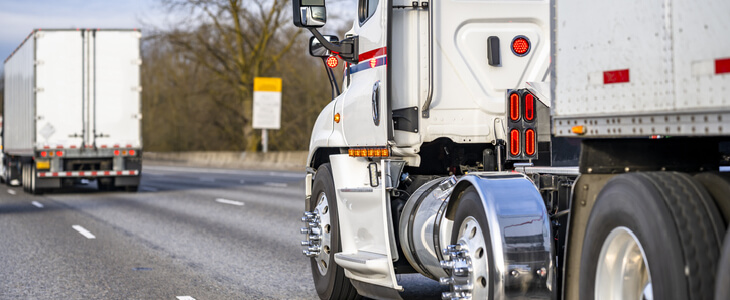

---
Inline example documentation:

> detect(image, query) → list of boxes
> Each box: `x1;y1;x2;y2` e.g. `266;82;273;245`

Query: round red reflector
56;151;63;157
511;36;530;56
129;149;136;156
41;151;47;157
326;56;338;68
114;150;120;156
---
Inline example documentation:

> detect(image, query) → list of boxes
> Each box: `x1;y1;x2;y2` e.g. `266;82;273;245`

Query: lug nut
300;227;309;234
440;260;455;269
301;241;311;246
453;284;473;292
439;277;453;285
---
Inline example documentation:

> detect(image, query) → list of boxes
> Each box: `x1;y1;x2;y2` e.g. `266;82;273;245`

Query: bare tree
159;0;304;151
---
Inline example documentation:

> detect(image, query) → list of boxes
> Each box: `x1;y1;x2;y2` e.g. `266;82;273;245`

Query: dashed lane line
7;189;16;195
176;297;196;300
264;182;288;188
199;177;215;182
31;201;44;208
215;198;244;206
72;225;96;239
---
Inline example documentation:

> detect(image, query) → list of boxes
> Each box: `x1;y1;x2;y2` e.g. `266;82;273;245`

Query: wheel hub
595;226;652;300
440;216;489;300
300;192;332;275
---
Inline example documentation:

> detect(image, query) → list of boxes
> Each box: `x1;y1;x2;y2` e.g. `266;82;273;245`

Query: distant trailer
3;29;142;193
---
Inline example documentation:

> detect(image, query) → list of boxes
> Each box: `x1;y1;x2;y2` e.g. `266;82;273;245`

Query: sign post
252;77;282;153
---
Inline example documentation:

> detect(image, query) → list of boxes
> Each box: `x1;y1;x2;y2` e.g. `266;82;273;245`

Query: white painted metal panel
554;0;673;117
93;30;142;148
35;30;84;148
552;0;730;137
672;0;730;110
3;32;36;155
423;0;550;144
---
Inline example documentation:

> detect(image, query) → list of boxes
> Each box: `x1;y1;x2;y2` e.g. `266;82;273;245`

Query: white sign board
252;77;282;130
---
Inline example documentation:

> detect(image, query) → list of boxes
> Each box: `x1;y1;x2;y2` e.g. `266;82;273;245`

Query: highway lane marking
31;201;44;208
264;182;288;188
199;177;216;182
7;189;16;195
176;296;196;300
215;198;244;206
72;225;96;239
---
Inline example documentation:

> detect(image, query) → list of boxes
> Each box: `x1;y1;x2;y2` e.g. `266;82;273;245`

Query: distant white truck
2;29;143;193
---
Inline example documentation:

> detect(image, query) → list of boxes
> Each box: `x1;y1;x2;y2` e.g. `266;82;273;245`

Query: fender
445;172;555;297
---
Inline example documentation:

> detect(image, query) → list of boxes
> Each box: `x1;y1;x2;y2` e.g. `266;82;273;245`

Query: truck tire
22;163;29;192
308;163;360;300
579;172;724;300
716;229;730;300
448;186;495;300
30;164;40;195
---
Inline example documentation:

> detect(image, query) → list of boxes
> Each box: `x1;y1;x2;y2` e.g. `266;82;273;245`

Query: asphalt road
0;164;445;299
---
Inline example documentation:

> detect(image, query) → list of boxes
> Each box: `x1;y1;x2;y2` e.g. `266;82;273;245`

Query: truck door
92;30;142;149
35;31;85;149
341;0;390;147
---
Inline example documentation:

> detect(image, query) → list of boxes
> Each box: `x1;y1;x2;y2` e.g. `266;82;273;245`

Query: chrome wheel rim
314;192;332;276
458;216;488;299
595;226;652;300
440;216;489;300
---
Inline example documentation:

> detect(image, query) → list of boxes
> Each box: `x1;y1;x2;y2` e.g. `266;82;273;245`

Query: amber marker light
334;113;341;123
571;125;586;135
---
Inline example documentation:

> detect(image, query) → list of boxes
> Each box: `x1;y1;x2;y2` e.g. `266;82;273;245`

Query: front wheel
304;163;360;300
579;172;724;300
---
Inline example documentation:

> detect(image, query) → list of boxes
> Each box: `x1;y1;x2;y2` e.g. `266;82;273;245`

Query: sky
0;0;175;70
0;0;357;73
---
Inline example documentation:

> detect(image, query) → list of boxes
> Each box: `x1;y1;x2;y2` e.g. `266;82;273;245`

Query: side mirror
292;0;327;28
309;36;338;57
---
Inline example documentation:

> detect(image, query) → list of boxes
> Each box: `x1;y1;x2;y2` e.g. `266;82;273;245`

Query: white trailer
3;29;143;193
291;0;730;299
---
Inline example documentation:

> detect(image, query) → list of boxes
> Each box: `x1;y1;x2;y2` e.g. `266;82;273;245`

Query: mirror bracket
308;28;358;64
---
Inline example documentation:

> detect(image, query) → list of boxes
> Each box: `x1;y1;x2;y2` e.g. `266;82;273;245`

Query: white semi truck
293;0;730;299
3;29;143;193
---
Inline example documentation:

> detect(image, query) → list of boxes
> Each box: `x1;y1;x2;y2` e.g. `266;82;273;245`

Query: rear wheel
579;172;724;300
29;164;42;195
444;186;495;300
305;163;360;300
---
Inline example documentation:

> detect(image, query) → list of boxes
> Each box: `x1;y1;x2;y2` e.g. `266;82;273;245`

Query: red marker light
41;151;47;157
129;149;136;156
512;36;530;56
56;151;63;157
525;93;535;121
509;93;520;121
510;129;520;156
114;150;120;156
525;129;536;156
326;56;338;68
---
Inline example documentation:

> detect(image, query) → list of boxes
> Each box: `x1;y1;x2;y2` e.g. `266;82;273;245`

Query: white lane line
199;177;215;182
141;187;158;192
72;225;96;239
31;201;44;208
145;165;304;178
8;189;16;195
215;198;244;206
264;182;287;188
176;296;196;300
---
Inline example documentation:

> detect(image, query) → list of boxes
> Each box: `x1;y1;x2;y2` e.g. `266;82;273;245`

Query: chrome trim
447;173;554;298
